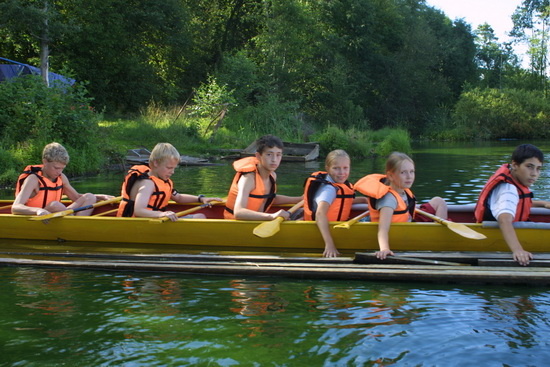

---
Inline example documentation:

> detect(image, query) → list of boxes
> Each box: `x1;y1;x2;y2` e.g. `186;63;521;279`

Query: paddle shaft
150;201;225;223
29;196;122;221
334;210;369;229
415;208;446;224
415;208;486;240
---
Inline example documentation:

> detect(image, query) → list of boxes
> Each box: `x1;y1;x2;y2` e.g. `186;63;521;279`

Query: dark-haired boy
475;144;550;266
224;135;302;220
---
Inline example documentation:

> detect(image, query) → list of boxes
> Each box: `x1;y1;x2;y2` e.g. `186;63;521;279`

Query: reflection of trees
121;277;182;316
478;291;543;349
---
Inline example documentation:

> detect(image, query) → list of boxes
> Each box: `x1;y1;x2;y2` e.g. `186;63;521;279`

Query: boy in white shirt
475;144;550;266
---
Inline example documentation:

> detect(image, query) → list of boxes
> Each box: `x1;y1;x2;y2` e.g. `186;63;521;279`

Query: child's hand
272;209;290;220
375;249;394;260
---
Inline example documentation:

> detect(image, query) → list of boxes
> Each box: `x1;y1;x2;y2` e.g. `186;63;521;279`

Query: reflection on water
1;267;549;365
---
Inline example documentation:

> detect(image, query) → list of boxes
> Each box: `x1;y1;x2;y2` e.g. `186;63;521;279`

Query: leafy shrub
452;88;550;139
314;126;374;157
373;128;412;156
0;74;104;179
225;92;302;140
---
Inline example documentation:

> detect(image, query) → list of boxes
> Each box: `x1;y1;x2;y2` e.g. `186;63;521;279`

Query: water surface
1;268;549;366
2;141;550;365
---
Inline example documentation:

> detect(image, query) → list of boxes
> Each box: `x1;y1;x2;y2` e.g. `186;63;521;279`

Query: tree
475;23;519;88
0;0;67;85
511;0;550;93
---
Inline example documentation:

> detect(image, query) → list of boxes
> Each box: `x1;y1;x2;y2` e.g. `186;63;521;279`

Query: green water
1;268;549;366
2;141;550;365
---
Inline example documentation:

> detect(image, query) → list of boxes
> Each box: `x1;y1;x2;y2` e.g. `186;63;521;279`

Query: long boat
1;200;549;254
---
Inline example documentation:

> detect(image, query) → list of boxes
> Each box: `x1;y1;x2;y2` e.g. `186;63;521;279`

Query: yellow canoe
1;201;549;254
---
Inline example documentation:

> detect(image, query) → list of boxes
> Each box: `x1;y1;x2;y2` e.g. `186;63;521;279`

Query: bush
313;126;374;157
0;74;104;180
451;88;550;139
225;92;303;140
373;128;412;156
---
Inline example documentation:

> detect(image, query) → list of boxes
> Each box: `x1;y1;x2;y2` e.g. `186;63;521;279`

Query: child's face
152;158;179;181
327;156;350;184
256;147;283;172
511;157;542;187
42;159;66;180
388;159;415;190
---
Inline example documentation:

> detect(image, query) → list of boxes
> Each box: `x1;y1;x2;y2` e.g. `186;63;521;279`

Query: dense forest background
1;0;550;182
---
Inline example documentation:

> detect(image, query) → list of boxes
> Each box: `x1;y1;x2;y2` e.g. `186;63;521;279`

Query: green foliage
103;103;202;155
4;0;548;142
225;92;302;140
313;126;374;158
373;128;412;157
0;74;103;180
0;146;21;186
451;87;550;139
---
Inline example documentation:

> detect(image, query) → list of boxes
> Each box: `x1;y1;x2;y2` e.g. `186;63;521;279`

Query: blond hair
149;143;180;164
325;149;350;170
385;151;413;177
42;142;69;164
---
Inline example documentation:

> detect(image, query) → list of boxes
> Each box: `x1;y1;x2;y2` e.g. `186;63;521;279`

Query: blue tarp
0;57;75;87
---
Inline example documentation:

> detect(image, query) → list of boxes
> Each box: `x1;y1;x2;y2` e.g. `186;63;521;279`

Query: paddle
253;200;304;238
333;210;370;229
414;208;486;240
29;196;122;221
149;200;225;223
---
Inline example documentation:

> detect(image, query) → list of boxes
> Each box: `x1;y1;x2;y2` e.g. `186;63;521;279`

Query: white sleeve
488;183;519;220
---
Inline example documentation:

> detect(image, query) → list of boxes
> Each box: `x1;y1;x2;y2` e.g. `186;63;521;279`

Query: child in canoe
117;142;222;221
12;142;113;216
475;144;550;266
355;152;448;260
303;149;367;257
224;135;302;220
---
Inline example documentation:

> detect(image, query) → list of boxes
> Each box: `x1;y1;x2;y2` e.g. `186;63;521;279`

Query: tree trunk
40;1;50;87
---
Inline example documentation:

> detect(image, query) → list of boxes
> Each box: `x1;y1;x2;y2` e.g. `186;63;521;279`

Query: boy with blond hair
13;142;111;216
117;142;221;220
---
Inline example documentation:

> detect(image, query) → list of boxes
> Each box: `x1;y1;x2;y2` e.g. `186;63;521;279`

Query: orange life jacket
116;165;175;217
474;164;533;222
224;157;277;219
303;171;355;221
15;164;64;208
355;174;415;222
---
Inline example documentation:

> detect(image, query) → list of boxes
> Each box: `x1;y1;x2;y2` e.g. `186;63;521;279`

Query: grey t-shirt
375;191;412;222
311;175;338;214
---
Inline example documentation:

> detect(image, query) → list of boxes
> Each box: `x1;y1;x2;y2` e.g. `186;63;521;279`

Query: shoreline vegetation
1;75;550;188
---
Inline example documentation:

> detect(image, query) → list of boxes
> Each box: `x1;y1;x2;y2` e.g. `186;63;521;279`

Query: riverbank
0;103;412;188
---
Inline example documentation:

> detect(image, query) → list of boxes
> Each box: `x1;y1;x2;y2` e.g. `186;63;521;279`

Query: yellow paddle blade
447;221;487;240
253;217;284;238
415;208;486;240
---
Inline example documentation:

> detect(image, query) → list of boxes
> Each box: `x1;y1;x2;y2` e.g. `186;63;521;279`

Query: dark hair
511;144;544;164
255;135;284;154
